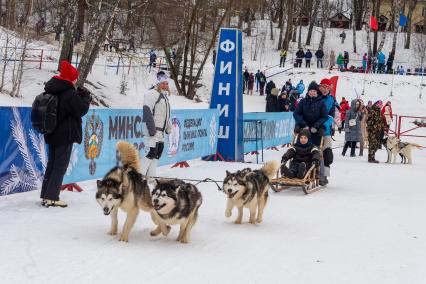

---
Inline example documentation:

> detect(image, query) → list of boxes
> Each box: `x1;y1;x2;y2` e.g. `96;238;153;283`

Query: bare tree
319;0;331;50
404;0;418;49
305;0;321;46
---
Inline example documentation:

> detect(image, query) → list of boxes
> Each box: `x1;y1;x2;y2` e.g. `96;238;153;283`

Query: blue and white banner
0;107;219;196
243;112;295;153
209;28;243;161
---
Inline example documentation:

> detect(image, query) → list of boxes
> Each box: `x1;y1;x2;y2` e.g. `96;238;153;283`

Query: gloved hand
310;127;318;134
318;127;325;137
313;160;320;167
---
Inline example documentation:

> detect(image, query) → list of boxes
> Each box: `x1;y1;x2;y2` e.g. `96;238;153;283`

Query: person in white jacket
142;74;172;180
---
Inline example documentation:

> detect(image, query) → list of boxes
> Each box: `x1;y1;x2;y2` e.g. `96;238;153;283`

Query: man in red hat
317;78;338;186
40;60;92;207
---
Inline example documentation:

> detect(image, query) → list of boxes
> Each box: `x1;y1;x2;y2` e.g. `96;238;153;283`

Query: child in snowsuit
280;129;321;179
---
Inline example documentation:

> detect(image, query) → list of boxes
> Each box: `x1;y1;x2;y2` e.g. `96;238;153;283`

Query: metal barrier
396;115;426;143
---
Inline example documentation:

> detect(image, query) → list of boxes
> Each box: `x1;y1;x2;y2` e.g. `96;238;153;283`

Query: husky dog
223;161;280;224
385;136;422;164
150;179;202;243
96;141;153;242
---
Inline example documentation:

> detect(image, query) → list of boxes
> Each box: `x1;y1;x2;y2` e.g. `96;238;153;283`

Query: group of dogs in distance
95;136;421;244
96;141;280;243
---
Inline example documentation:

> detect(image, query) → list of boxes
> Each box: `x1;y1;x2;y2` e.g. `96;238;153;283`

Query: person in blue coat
377;51;386;73
296;80;305;94
293;81;328;147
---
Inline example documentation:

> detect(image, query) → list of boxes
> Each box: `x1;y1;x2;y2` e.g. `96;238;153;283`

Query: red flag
370;15;378;31
329;76;339;98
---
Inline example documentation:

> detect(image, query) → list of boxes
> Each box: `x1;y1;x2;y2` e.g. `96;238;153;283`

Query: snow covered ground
1;134;426;284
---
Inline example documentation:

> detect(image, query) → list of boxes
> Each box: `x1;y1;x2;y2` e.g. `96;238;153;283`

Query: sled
270;136;324;195
270;164;322;194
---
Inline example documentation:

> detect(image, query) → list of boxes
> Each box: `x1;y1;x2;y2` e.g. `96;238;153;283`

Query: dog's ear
226;170;231;176
96;180;103;188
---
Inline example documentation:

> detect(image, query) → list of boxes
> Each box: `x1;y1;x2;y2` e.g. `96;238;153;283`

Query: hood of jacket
44;77;75;94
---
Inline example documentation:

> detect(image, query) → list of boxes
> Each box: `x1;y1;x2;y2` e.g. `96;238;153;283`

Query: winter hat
55;60;79;83
157;73;169;84
307;81;319;93
271;88;279;96
374;100;383;106
299;128;311;139
320;78;331;87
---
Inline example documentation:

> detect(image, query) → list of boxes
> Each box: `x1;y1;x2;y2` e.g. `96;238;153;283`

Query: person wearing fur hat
293;81;328;147
266;87;280;112
280;129;320;179
40;61;92;208
367;100;385;163
142;73;172;180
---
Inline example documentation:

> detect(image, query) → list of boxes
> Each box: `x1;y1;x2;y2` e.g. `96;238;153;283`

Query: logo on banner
167;117;181;157
84;111;104;175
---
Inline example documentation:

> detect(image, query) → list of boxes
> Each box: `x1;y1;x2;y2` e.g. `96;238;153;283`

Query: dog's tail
409;143;424;149
261;160;280;179
116;141;141;172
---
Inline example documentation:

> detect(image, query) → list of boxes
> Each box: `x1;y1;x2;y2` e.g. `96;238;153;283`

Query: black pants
306;60;311;68
317;59;323;68
40;144;73;201
280;56;286;67
342;141;356;157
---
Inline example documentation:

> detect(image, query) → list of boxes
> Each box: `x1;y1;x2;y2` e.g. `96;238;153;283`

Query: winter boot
342;142;349;156
368;153;379;163
297;163;307;179
319;176;328;186
43;199;68;208
281;166;294;178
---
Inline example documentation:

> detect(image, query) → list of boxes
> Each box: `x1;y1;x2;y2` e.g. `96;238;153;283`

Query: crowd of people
278;47;418;75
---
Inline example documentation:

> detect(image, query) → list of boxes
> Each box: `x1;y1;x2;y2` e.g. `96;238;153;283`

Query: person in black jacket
280;129;320;179
40;61;91;207
293;81;328;146
266;88;280;112
265;80;276;96
315;48;324;68
295;49;304;68
305;49;313;68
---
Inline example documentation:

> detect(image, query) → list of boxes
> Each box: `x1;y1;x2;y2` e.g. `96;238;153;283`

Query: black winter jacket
44;77;91;146
315;50;324;59
293;95;328;129
282;142;320;169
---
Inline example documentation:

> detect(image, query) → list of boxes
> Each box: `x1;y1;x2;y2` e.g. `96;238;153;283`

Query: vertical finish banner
209;28;243;161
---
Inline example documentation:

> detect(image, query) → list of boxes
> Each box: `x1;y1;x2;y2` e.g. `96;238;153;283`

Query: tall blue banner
0;107;219;196
209;28;243;161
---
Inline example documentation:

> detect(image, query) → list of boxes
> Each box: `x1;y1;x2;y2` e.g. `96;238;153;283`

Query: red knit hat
320;78;331;86
54;61;79;83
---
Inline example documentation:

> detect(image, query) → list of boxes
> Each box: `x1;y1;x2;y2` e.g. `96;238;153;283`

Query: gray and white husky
150;179;203;244
96;141;153;242
385;136;422;164
223;161;280;224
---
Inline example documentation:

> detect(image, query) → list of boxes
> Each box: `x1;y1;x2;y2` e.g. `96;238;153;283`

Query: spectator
104;36;111;51
377;51;386;73
255;70;261;92
305;49;313;68
329;50;336;70
399;66;405;75
362;53;368;72
295;48;304;68
337;53;344;70
343;51;349;69
296;80;305;95
55;25;62;42
128;36;136;53
288;90;299;111
282;79;293;93
280;48;287;67
243;67;249;94
248;73;255;95
371;56;377;73
315;48;324;68
278;92;290;112
265;80;276;96
340;30;346;43
381;101;393;134
339;97;350;133
367;100;385;163
259;72;266;96
266;88;280;112
40;61;91;207
342;99;363;157
387;52;394;73
149;49;157;71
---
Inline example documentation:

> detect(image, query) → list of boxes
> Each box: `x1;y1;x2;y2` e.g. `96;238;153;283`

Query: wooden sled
270;164;323;195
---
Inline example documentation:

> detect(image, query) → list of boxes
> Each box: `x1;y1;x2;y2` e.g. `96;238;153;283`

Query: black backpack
31;92;58;134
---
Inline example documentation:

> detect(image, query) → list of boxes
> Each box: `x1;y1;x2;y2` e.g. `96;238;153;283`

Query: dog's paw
249;219;256;224
234;220;242;224
150;229;161;237
108;229;117;236
225;210;232;218
256;218;263;223
180;238;189;244
119;234;129;242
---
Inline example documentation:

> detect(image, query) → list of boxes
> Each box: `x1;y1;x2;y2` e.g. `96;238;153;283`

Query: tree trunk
6;0;16;29
305;0;320;46
298;23;302;49
405;0;418;49
58;1;77;70
283;0;294;50
77;0;86;36
391;0;401;56
277;0;285;49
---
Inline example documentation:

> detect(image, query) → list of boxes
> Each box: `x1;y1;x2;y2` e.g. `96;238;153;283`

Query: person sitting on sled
280;129;321;179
